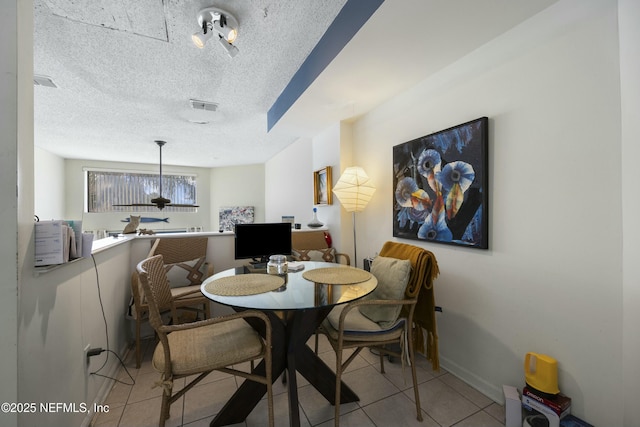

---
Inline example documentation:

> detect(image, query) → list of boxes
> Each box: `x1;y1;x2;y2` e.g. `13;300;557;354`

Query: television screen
234;222;292;263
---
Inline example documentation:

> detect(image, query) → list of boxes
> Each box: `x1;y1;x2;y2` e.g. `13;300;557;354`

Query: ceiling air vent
33;74;58;88
189;99;218;112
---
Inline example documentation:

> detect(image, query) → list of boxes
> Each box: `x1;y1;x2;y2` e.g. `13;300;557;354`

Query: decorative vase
307;207;324;228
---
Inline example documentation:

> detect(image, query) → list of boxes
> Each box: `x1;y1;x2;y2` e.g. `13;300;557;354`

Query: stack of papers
288;262;305;272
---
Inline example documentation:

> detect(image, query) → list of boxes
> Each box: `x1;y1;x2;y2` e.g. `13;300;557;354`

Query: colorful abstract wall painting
392;117;489;249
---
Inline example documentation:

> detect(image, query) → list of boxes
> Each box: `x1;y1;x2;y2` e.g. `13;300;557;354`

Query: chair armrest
204;262;214;279
155;310;272;379
172;287;206;299
158;309;271;342
337;298;417;331
334;252;351;266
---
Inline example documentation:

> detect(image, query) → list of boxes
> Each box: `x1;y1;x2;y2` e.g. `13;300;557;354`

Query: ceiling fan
113;140;199;210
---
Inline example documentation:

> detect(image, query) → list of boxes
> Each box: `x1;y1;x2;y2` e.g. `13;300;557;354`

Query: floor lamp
332;167;376;268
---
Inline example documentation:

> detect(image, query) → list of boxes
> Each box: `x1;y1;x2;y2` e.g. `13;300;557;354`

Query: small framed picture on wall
313;166;332;205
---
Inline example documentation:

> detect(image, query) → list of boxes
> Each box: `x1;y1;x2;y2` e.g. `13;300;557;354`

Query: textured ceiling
33;0;559;168
34;0;349;167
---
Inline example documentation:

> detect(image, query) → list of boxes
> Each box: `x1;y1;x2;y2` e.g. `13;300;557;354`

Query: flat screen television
234;222;292;265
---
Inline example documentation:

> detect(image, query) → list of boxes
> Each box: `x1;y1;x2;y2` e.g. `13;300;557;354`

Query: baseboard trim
439;355;505;405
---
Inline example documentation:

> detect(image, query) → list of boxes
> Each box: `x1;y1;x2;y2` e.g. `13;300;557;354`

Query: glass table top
201;261;378;311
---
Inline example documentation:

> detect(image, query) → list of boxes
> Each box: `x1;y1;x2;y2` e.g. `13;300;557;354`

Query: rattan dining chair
137;254;274;427
130;237;212;368
317;241;439;427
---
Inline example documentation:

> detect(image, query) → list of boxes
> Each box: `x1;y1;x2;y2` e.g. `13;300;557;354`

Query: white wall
19;245;132;427
265;137;313;225
351;1;623;425
265;131;357;257
619;0;640;425
0;1;27;425
211;164;265;230
312;124;343;248
35;146;65;220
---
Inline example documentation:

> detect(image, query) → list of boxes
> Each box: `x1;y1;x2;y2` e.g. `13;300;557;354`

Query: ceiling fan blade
113;203;156;207
167;203;200;208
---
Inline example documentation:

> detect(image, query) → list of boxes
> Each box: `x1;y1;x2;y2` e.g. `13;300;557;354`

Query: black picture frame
392;117;489;249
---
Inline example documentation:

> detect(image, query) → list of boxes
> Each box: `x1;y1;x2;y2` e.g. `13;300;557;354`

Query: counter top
91;230;237;253
91;234;136;253
89;227;328;254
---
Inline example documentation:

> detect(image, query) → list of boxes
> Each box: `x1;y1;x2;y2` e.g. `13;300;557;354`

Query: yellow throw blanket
379;241;440;371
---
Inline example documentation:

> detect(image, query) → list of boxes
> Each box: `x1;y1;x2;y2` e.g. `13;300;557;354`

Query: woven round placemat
204;274;285;296
302;267;372;285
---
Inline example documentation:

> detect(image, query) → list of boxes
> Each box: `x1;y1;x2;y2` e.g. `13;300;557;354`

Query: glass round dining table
200;261;377;427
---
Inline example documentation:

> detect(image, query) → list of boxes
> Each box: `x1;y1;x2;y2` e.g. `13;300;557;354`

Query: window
86;169;197;213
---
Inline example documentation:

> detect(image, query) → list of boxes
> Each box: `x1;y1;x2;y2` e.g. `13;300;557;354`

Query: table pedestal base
210;307;358;427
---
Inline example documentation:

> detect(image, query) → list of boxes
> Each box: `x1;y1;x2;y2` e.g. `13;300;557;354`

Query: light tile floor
92;335;506;427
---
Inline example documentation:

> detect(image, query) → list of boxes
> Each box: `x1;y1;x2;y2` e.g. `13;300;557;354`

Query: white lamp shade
332;166;376;212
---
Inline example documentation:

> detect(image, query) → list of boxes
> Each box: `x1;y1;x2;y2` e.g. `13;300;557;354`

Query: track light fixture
213;19;237;43
218;36;239;58
192;7;239;57
192;22;214;48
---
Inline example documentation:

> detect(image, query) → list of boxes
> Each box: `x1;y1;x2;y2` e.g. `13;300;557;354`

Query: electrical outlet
83;343;91;369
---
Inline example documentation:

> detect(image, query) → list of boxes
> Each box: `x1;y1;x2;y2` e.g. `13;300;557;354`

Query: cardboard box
503;385;521;427
522;388;571;427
